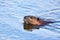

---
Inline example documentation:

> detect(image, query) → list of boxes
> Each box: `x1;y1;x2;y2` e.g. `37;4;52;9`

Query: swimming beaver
24;16;49;31
24;16;49;26
24;16;60;31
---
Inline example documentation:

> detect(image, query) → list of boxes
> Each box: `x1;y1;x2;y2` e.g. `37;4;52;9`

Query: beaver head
24;16;47;26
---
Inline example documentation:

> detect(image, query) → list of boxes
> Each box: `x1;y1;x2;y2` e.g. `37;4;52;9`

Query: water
0;0;60;40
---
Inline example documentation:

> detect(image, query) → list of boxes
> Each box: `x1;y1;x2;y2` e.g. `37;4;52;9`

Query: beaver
24;16;49;31
24;16;60;31
24;16;49;26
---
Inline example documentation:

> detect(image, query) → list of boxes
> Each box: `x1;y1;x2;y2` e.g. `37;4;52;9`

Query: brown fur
24;16;47;26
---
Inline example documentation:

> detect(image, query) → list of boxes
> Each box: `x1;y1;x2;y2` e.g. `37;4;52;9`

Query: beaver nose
24;16;29;19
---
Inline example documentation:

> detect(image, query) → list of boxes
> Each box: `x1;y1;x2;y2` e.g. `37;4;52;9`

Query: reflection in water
24;23;40;31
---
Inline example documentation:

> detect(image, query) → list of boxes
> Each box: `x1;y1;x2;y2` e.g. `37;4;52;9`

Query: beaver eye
37;18;40;20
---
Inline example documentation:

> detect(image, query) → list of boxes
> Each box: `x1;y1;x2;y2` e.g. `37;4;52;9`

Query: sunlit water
0;0;60;40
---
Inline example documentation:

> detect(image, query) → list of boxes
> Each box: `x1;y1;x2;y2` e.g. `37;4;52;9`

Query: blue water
0;0;60;40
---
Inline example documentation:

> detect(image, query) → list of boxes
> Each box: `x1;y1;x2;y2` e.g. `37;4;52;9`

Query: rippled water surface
0;0;60;40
